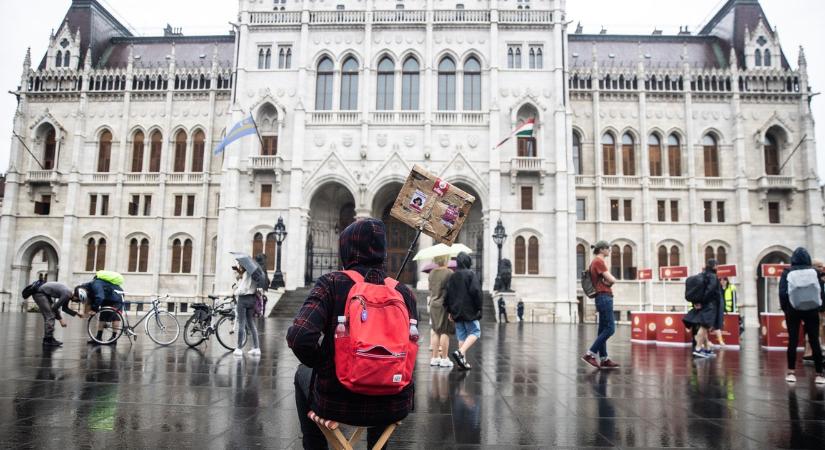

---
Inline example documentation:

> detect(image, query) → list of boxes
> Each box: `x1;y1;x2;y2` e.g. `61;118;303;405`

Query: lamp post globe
270;216;287;289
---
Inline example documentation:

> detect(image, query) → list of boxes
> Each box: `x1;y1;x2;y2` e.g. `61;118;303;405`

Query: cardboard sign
717;264;737;278
761;264;790;279
390;165;476;245
659;266;689;280
637;268;653;281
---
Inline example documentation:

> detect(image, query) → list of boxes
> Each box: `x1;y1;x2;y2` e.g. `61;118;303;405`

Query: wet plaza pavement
1;311;824;449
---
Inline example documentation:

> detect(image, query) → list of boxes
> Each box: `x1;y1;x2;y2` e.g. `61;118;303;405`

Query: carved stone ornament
467;134;479;149
404;135;415;147
439;134;450;148
314;133;325;147
377;134;387;147
342;134;353;147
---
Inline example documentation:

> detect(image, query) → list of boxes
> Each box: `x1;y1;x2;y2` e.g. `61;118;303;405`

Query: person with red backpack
287;218;418;449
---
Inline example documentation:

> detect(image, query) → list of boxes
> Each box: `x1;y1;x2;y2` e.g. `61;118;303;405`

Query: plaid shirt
287;266;418;426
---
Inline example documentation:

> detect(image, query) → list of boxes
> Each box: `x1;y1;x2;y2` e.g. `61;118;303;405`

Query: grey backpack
787;268;823;311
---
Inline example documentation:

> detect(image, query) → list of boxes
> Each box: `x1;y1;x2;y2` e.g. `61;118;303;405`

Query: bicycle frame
112;294;171;337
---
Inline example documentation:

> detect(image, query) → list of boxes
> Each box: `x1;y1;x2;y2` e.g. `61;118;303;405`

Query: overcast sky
1;0;823;180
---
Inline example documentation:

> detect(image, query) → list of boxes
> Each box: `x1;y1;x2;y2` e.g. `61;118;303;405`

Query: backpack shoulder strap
340;270;364;284
383;277;399;290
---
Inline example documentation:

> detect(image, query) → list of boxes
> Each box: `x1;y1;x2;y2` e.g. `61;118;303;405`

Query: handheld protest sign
390;165;476;245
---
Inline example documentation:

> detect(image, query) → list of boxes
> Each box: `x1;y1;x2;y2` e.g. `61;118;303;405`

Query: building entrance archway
373;182;418;286
452;182;484;284
17;240;59;308
756;250;791;314
305;182;356;284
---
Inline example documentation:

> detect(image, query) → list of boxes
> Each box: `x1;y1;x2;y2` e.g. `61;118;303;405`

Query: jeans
236;294;260;349
785;308;823;373
294;365;389;450
32;292;60;339
588;294;615;359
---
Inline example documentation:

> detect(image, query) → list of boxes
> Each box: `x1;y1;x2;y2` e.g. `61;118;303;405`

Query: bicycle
183;295;247;351
86;293;180;346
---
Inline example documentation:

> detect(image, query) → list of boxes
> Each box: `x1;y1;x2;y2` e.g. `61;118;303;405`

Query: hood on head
456;252;472;269
339;218;386;269
254;253;267;267
791;247;812;267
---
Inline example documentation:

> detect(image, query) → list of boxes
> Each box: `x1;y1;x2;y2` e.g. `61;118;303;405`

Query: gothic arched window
667;134;681;176
315;57;334;110
131;131;144;173
764;49;772;67
55;51;63;68
669;246;680;266
703;134;719;177
754;49;762;67
527;236;539;275
658;246;668;268
717;246;727;265
173;130;187;172
610;244;621;279
463;56;481;110
340;57;359;110
438;57;456;110
648;134;662;176
171;239;182;273
515;236;526;274
572;131;582;175
149;131;162;172
191;130;205;172
97;130;112;172
252;232;263;257
44;127;56;170
621;133;636;176
63;51;71;68
764;133;780;175
376;56;395;110
85;237;106;271
576;244;587;279
401;57;420;110
601;133;616;175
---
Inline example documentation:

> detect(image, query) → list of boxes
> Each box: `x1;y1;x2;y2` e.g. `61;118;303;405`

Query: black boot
87;330;103;344
43;337;63;347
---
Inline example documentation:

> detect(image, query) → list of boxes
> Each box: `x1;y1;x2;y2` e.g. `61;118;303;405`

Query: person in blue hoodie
779;247;824;384
76;277;124;345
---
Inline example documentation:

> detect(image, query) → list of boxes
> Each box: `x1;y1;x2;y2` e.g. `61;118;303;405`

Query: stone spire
798;45;807;69
729;47;738;70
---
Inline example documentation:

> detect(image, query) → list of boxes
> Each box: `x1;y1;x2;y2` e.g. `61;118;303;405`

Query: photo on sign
409;190;427;212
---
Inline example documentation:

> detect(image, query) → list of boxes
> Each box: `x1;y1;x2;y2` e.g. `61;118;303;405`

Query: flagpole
248;113;265;149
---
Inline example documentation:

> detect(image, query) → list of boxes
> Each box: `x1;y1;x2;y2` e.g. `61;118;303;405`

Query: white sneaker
439;358;454;368
233;348;244;357
248;348;261;357
816;375;825;385
430;358;441;366
785;373;796;383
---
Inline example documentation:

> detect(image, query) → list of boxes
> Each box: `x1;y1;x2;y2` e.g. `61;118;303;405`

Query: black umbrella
231;252;269;290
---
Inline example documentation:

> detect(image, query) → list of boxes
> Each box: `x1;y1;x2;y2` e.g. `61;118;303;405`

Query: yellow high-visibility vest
723;284;737;312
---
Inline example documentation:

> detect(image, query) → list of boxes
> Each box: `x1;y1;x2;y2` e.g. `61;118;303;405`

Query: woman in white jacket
233;264;261;357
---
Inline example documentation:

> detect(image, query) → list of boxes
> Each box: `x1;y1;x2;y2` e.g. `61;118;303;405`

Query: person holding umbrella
231;252;267;357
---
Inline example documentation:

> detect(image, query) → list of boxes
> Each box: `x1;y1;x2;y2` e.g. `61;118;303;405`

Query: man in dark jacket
445;252;482;370
287;218;418;449
685;259;721;358
778;247;824;384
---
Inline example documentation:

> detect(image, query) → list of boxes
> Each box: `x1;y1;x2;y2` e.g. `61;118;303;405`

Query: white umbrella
412;243;473;261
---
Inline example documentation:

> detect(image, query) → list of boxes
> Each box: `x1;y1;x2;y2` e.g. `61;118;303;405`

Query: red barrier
708;313;741;348
760;313;805;351
630;312;657;344
654;312;692;347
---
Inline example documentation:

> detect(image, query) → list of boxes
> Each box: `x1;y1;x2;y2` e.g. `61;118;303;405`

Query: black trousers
785;308;823;373
294;365;389;450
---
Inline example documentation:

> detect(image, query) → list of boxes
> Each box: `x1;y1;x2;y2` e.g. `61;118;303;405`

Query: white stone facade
0;0;822;325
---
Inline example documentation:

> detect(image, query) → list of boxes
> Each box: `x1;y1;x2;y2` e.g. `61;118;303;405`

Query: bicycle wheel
183;315;207;348
216;314;247;351
87;308;125;345
145;311;180;346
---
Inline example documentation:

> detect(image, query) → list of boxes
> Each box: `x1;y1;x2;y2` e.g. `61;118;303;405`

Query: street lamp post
492;219;507;291
270;216;287;290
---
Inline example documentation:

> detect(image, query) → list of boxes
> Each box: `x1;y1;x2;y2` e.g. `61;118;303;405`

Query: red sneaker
580;353;600;369
600;359;620;369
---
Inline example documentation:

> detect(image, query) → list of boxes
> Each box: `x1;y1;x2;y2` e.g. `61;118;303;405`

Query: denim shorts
455;320;481;341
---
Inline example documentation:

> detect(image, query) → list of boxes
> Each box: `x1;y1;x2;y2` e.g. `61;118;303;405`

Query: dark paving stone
1;312;824;448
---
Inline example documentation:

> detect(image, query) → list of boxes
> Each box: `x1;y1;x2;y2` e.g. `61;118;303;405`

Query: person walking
517;300;525;322
446;252;482;370
233;263;261;357
498;296;509;323
31;281;78;346
802;258;825;365
684;259;721;358
779;247;824;384
713;277;733;346
580;241;620;369
428;255;454;368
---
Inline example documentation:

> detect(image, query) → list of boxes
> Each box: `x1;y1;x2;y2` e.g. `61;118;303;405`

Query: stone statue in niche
494;258;513;292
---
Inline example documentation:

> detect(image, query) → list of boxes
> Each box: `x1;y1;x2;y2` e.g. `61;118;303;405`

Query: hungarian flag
495;118;535;148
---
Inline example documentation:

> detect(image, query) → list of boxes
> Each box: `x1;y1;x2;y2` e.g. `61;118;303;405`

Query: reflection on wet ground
1;312;823;449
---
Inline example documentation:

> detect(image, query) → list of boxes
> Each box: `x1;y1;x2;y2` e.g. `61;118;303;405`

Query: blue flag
213;114;258;155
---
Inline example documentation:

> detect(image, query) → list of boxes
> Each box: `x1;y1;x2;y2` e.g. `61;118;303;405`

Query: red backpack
333;270;418;396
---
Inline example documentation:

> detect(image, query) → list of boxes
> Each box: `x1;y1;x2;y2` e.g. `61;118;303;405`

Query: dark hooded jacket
444;252;483;322
286;218;417;426
779;247;814;313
